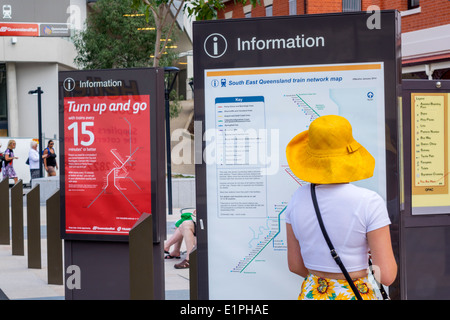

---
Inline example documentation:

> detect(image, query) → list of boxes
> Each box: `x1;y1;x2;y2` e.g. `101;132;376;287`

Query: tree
73;0;178;69
132;0;260;67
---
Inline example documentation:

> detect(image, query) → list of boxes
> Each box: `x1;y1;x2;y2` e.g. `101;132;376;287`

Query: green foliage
134;0;261;21
185;0;261;20
185;0;226;20
169;90;183;118
73;0;177;69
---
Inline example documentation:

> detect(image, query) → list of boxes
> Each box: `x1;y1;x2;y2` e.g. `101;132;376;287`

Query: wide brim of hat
286;130;375;184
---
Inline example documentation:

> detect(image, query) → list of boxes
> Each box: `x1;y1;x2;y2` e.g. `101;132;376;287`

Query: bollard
0;178;9;245
27;184;41;269
189;247;198;300
129;213;154;300
11;180;23;256
46;190;63;285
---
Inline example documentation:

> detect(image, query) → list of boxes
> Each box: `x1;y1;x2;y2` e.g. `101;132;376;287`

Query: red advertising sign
63;94;151;236
0;23;39;36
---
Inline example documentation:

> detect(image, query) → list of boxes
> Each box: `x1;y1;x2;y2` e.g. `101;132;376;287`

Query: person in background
2;140;19;184
43;140;58;177
285;115;397;300
164;209;197;269
28;140;40;182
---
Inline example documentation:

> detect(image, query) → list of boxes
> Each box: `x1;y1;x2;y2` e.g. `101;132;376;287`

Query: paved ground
165;208;191;300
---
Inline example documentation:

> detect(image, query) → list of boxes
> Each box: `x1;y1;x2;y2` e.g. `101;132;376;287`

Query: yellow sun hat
286;115;375;184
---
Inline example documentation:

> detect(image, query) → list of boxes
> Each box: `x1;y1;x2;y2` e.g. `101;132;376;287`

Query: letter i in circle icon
204;33;228;58
213;37;218;55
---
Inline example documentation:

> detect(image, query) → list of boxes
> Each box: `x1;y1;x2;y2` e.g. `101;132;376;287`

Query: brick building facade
218;0;450;79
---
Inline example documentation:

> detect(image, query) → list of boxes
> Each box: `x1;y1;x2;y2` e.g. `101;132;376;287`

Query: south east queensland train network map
204;62;386;299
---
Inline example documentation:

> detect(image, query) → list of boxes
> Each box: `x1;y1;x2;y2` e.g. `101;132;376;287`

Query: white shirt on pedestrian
285;183;391;273
28;148;40;170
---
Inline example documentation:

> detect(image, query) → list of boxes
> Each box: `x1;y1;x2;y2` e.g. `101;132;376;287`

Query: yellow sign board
412;93;448;195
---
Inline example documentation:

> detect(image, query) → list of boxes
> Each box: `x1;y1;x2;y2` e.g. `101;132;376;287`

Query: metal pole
129;213;154;300
37;87;43;178
27;184;41;269
11;180;24;256
29;87;44;178
165;89;173;215
0;178;9;244
164;67;179;216
47;190;63;285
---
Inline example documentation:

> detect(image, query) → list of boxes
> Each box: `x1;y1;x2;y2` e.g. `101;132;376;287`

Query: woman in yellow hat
285;115;397;300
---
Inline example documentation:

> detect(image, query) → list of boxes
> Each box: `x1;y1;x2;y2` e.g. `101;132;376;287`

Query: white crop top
285;183;391;273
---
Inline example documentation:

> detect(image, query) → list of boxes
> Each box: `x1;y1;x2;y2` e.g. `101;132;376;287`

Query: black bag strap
368;257;390;300
310;183;363;300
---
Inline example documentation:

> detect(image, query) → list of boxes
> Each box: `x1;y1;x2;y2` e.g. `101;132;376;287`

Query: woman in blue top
43;140;58;177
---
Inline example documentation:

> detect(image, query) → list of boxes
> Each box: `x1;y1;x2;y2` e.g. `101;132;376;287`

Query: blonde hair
7;140;16;149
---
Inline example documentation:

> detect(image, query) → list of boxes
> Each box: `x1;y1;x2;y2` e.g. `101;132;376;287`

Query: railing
0;178;63;285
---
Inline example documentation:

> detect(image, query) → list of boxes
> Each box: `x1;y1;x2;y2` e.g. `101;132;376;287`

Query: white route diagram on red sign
87;118;142;214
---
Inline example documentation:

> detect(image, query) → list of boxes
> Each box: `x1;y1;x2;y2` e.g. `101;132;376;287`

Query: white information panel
204;62;386;299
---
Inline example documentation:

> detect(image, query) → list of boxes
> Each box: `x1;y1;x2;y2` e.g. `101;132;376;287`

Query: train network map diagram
204;62;387;299
87;118;143;214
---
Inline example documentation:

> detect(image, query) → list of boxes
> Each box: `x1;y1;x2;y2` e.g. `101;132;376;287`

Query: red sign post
59;68;166;299
59;68;166;243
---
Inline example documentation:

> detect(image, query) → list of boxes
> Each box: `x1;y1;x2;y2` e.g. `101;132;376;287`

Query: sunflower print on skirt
298;273;378;300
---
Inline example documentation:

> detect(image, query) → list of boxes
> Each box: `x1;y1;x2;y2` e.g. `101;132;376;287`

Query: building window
0;64;7;136
342;0;361;12
265;5;273;16
244;4;252;17
289;0;296;15
408;0;420;10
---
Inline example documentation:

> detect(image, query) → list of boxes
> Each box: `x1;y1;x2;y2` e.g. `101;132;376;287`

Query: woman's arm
4;151;17;161
43;149;48;168
367;225;397;286
286;223;308;277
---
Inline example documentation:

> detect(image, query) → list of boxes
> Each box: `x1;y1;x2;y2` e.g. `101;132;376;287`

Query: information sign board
59;68;165;241
410;92;450;214
412;93;448;195
193;12;401;299
0;0;71;37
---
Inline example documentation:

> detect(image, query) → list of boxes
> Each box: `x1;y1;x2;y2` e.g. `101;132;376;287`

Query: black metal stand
164;67;179;215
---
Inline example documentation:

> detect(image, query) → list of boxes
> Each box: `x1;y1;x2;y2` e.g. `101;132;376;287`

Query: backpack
1;149;12;167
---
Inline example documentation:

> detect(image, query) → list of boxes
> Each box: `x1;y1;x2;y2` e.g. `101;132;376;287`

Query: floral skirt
2;164;17;179
298;273;378;300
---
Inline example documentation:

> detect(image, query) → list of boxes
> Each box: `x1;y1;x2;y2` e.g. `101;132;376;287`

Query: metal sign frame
401;79;450;299
193;11;402;299
58;68;166;243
